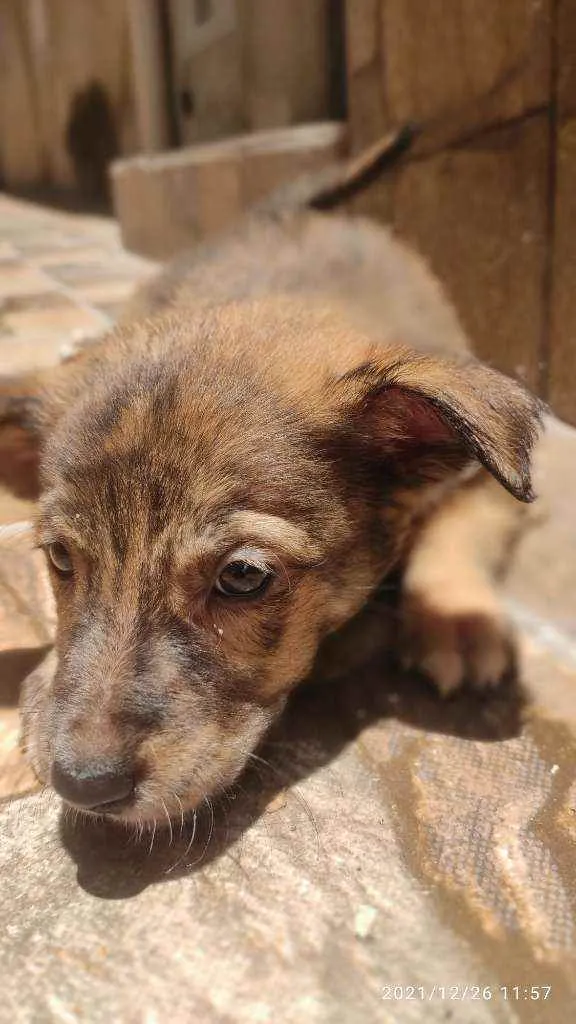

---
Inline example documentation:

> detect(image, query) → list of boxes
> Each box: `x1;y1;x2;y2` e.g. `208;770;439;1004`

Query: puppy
0;146;542;826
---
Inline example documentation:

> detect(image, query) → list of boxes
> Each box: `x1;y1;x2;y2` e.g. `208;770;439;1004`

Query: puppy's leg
400;472;533;696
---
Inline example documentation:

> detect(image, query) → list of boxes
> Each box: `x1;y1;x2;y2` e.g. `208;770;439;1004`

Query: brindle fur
0;200;542;825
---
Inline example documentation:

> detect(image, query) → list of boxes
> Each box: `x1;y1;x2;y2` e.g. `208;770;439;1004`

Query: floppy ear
0;374;46;500
332;349;544;501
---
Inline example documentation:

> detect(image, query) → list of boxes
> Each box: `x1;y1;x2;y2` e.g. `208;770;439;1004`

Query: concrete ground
0;193;575;1024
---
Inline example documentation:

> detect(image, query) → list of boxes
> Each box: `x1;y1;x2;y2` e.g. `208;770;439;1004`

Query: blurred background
0;0;574;424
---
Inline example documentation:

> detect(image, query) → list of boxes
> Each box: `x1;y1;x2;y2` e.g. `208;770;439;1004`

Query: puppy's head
0;303;542;824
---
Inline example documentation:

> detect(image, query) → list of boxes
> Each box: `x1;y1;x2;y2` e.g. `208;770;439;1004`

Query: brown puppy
0;198;541;825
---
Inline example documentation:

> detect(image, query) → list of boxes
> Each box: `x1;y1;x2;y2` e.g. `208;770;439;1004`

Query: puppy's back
124;213;469;358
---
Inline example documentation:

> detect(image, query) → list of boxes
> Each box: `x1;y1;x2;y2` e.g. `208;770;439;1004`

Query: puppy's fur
0;200;542;825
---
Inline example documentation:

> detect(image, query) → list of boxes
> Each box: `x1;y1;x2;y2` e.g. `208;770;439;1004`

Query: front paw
399;583;515;697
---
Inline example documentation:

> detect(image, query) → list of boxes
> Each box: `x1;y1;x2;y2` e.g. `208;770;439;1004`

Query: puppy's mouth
56;778;207;827
80;796;136;818
61;792;178;827
56;788;140;821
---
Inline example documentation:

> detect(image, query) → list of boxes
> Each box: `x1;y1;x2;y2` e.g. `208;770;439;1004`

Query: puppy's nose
51;758;134;811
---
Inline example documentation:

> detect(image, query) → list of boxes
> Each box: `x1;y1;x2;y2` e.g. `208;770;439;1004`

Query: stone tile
0;242;19;261
0;261;57;301
0;546;55;648
0;492;34;525
0;294;108;372
92;300;131;321
35;245;117;268
0;543;54;801
0;335;69;373
38;248;154;277
40;260;133;286
0;208;118;259
13;231;109;256
0;705;39;801
70;277;140;306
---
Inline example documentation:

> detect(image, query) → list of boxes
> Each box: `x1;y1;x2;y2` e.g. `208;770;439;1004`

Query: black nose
51;758;134;811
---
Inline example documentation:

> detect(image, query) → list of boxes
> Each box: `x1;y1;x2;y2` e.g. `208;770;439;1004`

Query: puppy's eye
215;559;273;598
47;542;73;575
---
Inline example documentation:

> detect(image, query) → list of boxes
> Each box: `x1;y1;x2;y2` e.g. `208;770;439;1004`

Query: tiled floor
0;193;155;376
1;192;575;1022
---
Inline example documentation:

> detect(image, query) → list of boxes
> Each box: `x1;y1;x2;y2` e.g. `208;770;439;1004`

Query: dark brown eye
215;559;273;598
47;542;73;575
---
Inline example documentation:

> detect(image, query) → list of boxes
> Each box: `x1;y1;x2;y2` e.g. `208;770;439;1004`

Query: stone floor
0;193;575;1024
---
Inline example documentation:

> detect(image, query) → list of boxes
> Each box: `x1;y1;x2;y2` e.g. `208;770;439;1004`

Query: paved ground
0;193;575;1024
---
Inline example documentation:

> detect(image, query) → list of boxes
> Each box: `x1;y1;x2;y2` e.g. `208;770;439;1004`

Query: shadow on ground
57;646;528;901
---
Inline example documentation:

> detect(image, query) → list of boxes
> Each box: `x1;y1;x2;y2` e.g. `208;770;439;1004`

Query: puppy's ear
0;374;46;500
331;349;544;501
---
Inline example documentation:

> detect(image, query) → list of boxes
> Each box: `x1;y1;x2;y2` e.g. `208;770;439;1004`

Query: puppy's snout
51;757;135;812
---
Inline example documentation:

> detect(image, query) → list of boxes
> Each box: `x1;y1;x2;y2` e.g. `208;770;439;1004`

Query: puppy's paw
400;582;515;697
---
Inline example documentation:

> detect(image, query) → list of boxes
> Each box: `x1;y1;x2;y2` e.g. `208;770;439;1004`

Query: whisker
147;817;157;857
160;798;174;846
189;808;198;849
165;806;199;875
186;797;214;869
206;796;215;848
